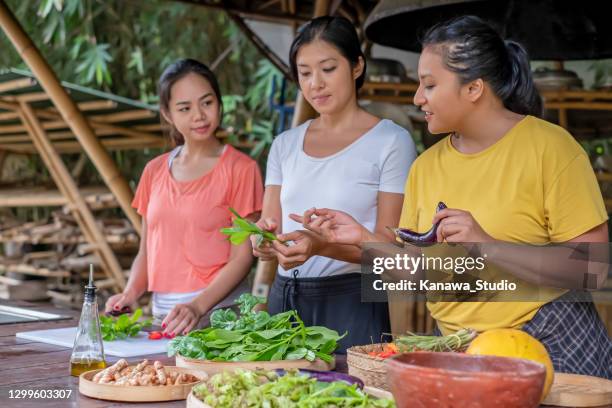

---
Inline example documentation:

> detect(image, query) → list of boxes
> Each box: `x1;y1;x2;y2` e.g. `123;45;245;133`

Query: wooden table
0;299;349;408
2;300;581;408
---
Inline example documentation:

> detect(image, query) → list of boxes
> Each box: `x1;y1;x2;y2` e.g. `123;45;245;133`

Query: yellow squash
466;329;554;401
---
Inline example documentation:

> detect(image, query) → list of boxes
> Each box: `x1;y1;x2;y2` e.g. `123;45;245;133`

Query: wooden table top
1;299;588;408
0;299;349;408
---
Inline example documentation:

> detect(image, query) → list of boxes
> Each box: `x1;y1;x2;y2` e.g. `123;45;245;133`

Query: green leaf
129;308;142;324
285;347;308;360
229;230;250;245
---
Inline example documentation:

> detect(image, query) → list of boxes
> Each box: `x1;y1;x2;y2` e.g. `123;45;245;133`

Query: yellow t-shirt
400;115;608;335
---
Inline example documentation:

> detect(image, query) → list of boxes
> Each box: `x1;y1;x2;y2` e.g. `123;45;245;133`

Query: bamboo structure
17;101;125;291
0;1;141;233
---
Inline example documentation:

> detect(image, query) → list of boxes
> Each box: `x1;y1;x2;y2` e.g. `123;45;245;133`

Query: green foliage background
0;0;295;221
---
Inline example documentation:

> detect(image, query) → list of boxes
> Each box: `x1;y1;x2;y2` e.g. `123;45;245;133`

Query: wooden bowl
79;366;207;402
387;352;546;408
175;353;335;374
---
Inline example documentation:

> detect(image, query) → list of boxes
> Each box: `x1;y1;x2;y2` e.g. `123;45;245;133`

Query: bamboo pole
0;1;141;234
0;97;163;142
2;91;49;102
0;137;165;154
0;77;35;92
17;101;125;291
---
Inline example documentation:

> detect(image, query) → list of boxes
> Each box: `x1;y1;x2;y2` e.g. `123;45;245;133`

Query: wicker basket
346;343;392;391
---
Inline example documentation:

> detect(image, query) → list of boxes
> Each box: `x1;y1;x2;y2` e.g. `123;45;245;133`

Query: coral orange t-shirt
132;145;264;293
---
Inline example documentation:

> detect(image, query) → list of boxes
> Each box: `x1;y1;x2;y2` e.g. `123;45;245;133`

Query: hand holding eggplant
389;202;447;244
432;207;495;243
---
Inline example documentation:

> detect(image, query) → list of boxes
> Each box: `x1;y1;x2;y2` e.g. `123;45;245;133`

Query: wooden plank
546;102;612;111
89;109;156;123
0;100;118;122
0;137;166;154
361;82;419;92
0;264;70;279
0;127;118;143
0;77;36;93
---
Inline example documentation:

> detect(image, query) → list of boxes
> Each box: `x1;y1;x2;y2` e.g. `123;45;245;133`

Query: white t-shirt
266;118;417;278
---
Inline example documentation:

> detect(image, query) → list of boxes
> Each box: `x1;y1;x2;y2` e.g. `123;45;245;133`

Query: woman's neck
315;99;362;132
180;137;223;160
452;107;525;154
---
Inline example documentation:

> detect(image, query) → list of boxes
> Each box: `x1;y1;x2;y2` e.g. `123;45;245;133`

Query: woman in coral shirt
105;59;263;337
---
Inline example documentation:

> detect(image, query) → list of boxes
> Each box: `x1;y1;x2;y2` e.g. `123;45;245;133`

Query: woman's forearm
124;250;148;300
317;243;362;264
484;242;608;290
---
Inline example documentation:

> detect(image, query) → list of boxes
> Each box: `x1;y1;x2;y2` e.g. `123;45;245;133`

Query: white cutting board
16;327;170;357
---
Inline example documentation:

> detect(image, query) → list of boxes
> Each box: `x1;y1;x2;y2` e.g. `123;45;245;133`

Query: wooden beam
0;127;118;143
17;101;125;291
361;82;419;92
0;186;112;207
0;136;165;154
0;77;36;92
0;1;141;235
89;109;157;123
0;98;163;143
314;0;331;17
545;102;612;111
0;99;119;122
258;0;281;11
228;13;291;79
1;91;49;102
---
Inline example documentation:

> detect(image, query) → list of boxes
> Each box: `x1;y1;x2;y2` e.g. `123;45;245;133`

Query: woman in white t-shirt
252;16;417;352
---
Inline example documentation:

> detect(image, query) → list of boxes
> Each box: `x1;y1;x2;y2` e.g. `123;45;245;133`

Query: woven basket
346;343;392;391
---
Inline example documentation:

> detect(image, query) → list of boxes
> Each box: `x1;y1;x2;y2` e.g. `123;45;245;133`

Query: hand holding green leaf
220;208;281;247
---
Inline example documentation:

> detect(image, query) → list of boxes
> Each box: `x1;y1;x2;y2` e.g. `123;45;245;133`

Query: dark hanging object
364;0;612;60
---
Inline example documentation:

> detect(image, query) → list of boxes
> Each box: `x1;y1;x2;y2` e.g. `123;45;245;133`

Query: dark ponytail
158;58;223;146
503;40;543;116
422;15;542;117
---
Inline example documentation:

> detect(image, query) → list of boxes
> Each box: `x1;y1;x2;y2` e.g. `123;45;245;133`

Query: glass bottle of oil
70;265;106;376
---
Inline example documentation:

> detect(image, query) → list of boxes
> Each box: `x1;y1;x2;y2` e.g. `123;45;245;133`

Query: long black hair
158;58;223;146
289;16;366;90
422;15;542;117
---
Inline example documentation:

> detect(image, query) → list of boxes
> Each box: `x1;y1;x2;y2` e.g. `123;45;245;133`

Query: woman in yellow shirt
290;15;612;379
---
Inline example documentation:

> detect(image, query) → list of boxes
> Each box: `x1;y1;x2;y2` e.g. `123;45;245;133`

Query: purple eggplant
274;369;364;388
390;202;447;243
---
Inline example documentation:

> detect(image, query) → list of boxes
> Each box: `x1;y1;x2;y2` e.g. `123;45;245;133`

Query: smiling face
295;40;363;115
162;72;221;143
414;46;477;134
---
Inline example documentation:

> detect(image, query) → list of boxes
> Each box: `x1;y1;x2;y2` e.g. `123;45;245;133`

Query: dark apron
267;271;391;354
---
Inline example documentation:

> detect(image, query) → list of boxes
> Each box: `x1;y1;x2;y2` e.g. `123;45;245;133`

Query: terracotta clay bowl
386;352;545;408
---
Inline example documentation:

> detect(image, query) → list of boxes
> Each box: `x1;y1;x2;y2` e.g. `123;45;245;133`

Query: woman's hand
104;291;136;314
161;302;202;337
289;208;369;246
250;218;279;261
432;208;495;243
271;230;323;270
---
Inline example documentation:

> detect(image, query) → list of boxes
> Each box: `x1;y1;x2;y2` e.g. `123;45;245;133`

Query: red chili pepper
148;331;163;340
